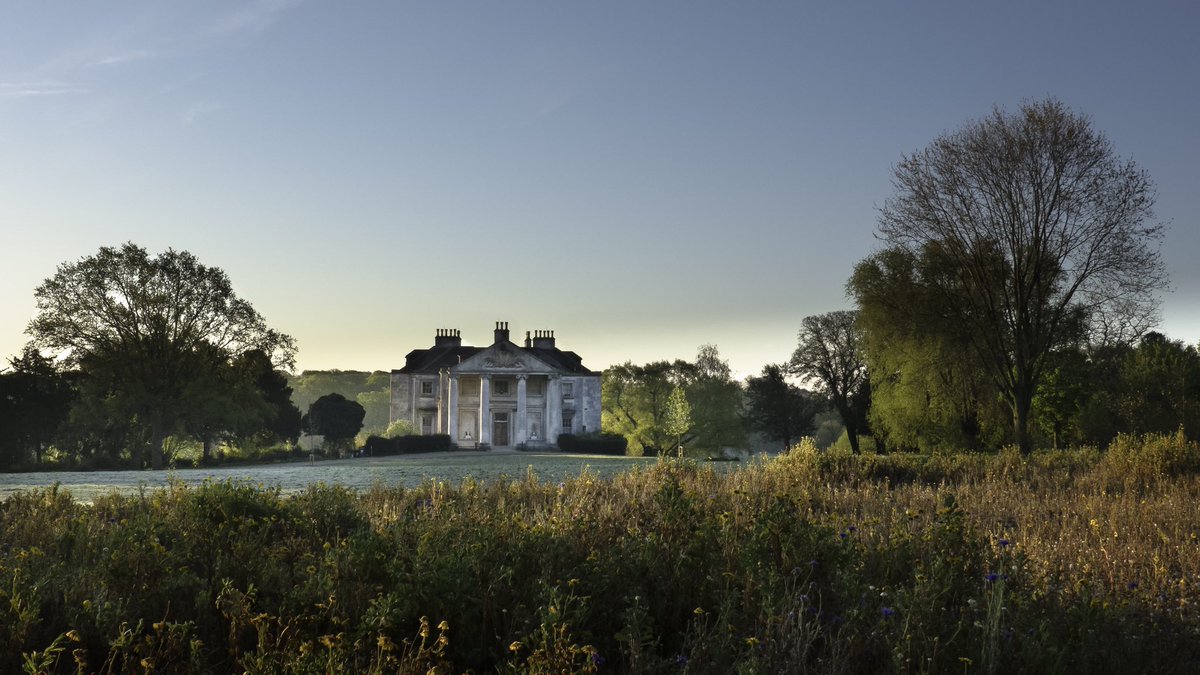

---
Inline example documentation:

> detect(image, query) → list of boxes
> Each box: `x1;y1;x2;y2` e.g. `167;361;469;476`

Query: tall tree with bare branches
790;311;871;453
877;99;1165;453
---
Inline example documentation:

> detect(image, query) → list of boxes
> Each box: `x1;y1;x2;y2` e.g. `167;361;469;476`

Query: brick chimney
494;321;510;344
434;328;461;348
532;329;556;349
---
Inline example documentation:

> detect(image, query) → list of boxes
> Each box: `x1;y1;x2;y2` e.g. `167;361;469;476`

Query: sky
2;1;1198;379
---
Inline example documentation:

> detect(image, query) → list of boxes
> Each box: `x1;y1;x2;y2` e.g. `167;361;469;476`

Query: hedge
362;434;453;455
556;432;629;455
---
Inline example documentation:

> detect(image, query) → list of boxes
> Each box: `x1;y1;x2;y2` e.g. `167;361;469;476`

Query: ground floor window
421;414;433;435
562;411;574;433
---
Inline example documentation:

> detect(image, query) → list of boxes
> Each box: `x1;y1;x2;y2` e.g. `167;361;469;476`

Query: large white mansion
389;323;601;447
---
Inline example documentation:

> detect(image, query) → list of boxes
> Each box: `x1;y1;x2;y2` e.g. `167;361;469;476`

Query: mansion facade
389;323;601;447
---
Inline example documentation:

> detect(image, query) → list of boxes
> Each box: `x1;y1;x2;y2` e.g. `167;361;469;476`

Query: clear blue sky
3;1;1198;377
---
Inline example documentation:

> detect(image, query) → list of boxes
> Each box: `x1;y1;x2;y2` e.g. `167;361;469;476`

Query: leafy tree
683;344;747;454
601;360;692;455
0;346;75;467
180;342;267;462
1114;333;1200;438
303;393;365;456
26;243;295;468
664;385;692;456
744;364;818;452
876;99;1165;453
233;349;303;447
851;248;1005;452
601;346;746;456
790;311;872;453
384;419;416;438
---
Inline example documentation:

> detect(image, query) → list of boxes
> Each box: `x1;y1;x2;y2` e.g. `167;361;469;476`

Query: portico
390;323;601;448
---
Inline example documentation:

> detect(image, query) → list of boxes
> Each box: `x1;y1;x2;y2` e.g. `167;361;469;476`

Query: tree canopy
874;99;1165;453
790;311;871;453
26;243;296;468
744;364;818;453
303;393;365;456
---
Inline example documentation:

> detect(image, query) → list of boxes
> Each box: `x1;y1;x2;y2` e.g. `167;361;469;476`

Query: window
562;411;574;433
562;382;574;399
528;378;544;395
421;414;433;435
494;379;510;396
420;380;434;396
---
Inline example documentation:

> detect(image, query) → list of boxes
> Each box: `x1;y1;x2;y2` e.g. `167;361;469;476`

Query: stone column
515;375;528;445
547;375;562;443
447;375;459;442
436;370;446;433
479;374;491;445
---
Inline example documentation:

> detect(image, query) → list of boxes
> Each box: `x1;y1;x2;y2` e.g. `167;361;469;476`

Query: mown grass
3;432;1200;673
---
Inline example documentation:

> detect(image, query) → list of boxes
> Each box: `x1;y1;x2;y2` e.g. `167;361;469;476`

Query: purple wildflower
881;607;896;618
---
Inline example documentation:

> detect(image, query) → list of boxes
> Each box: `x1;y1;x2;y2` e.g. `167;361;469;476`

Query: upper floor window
494;379;510;396
421;380;434;396
562;382;574;399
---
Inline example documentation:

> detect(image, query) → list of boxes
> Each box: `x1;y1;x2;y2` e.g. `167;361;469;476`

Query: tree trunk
150;418;166;470
1014;391;1034;456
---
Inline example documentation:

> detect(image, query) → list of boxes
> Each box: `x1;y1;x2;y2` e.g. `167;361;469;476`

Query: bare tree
878;99;1165;453
790;311;870;453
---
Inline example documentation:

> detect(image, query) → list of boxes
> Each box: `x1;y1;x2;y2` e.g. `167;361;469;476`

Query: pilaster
479;374;491;445
547;374;562;443
516;374;528;445
447;375;459;442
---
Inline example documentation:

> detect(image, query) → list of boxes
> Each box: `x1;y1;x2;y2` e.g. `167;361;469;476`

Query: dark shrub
364;434;453;456
557;433;628;455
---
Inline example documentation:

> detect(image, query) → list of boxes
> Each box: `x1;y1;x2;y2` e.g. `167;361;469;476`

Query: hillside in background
287;370;390;435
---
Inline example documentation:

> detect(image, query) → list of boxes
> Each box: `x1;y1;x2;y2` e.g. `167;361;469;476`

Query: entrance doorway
493;412;510;446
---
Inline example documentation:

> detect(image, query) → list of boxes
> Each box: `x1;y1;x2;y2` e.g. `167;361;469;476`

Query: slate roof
394;342;598;375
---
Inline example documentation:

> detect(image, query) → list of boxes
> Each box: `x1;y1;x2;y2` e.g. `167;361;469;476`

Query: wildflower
693;607;705;616
591;653;606;666
437;620;450;631
985;573;1000;583
881;607;896;618
847;525;857;533
809;559;819;568
675;654;689;665
745;636;760;648
1128;581;1139;590
509;641;523;653
998;539;1010;548
65;630;80;642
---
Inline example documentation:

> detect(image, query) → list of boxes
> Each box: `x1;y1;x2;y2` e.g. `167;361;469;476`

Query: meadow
4;433;1200;673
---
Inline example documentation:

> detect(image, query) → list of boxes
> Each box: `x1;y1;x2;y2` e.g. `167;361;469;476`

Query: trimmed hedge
556;432;629;455
362;434;453;456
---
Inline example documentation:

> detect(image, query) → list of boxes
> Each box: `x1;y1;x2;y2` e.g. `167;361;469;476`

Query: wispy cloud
211;0;304;36
180;101;224;126
0;81;91;98
88;50;152;67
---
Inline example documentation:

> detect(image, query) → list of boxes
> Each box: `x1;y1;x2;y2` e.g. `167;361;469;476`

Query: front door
493;412;510;446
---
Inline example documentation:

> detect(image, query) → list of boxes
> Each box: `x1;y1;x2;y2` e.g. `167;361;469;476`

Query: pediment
452;342;558;374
